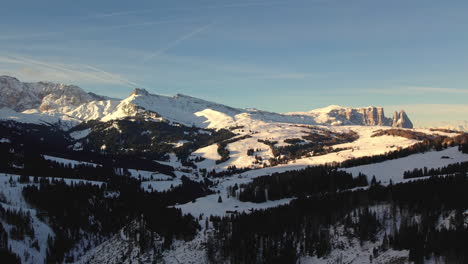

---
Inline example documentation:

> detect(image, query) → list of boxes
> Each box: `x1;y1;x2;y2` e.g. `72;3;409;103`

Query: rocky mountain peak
130;88;150;96
0;76;102;112
298;105;414;128
392;110;413;128
0;75;415;129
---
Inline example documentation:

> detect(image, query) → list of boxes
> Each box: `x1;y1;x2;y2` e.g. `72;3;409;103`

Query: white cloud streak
0;32;59;40
91;1;288;19
0;55;143;88
142;22;215;62
0;18;179;41
364;86;468;95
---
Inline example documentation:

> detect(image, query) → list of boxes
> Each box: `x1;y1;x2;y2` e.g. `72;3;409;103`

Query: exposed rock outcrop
303;105;414;128
0;75;102;112
343;106;391;126
392;110;413;128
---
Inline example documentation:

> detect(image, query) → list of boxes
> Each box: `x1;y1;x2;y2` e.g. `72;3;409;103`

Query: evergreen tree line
22;176;202;263
337;134;468;168
0;205;35;241
0;118;238;174
0;132;175;178
371;129;436;140
460;143;468;154
229;166;368;203
203;165;252;178
207;175;468;264
72;118;236;163
0;216;26;264
403;160;468;179
215;135;252;164
256;130;358;162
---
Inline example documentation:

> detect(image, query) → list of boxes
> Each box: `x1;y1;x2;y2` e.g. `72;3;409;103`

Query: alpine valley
1;75;468;264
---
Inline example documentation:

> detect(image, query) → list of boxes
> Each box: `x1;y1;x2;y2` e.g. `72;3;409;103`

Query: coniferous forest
209;175;468;264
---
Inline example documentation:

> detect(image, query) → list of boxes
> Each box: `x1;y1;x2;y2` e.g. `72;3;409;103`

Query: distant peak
174;93;199;99
308;105;345;113
175;93;190;98
130;88;150;96
0;75;20;82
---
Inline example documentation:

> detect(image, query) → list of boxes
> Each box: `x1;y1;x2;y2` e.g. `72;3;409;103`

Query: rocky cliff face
392;110;413;128
0;76;101;112
342;106;391;126
316;106;414;128
0;76;41;112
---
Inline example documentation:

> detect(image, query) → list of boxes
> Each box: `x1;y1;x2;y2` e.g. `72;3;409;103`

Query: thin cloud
0;18;180;41
92;10;153;18
83;65;141;88
403;86;468;94
91;18;179;31
0;54;142;88
142;22;215;62
0;32;59;40
363;86;468;95
91;1;288;19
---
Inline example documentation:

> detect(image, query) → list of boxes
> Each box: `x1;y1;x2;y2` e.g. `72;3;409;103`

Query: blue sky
0;0;467;126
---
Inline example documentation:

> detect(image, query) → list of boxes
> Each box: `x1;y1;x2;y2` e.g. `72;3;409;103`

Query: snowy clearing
343;147;468;184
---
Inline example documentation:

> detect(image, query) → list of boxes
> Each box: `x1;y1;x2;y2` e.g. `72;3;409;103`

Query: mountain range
0;75;413;129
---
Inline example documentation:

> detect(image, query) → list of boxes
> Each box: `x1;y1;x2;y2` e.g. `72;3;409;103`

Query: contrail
84;64;143;88
1;54;142;88
142;22;215;62
92;1;288;19
0;18;179;41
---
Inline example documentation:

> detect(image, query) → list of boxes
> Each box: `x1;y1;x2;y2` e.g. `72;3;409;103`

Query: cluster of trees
72;118;236;162
429;128;462;134
403;161;468;179
0;216;27;264
0;118;237;172
283;138;305;144
338;134;468;168
0;124;175;177
0;205;35;241
257;130;358;163
302;129;359;146
371;129;435;140
203;165;251;178
0;248;20;264
215;135;252;164
460;143;468;154
21;175;201;263
0;120;215;263
207;175;468;263
229;166;369;203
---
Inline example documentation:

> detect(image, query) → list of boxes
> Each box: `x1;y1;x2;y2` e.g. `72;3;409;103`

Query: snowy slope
343;146;468;185
0;174;54;264
0;107;80;127
189;124;446;173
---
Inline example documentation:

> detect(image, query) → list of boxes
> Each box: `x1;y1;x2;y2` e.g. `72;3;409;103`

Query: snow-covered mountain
0;75;106;112
0;76;414;129
287;105;413;128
